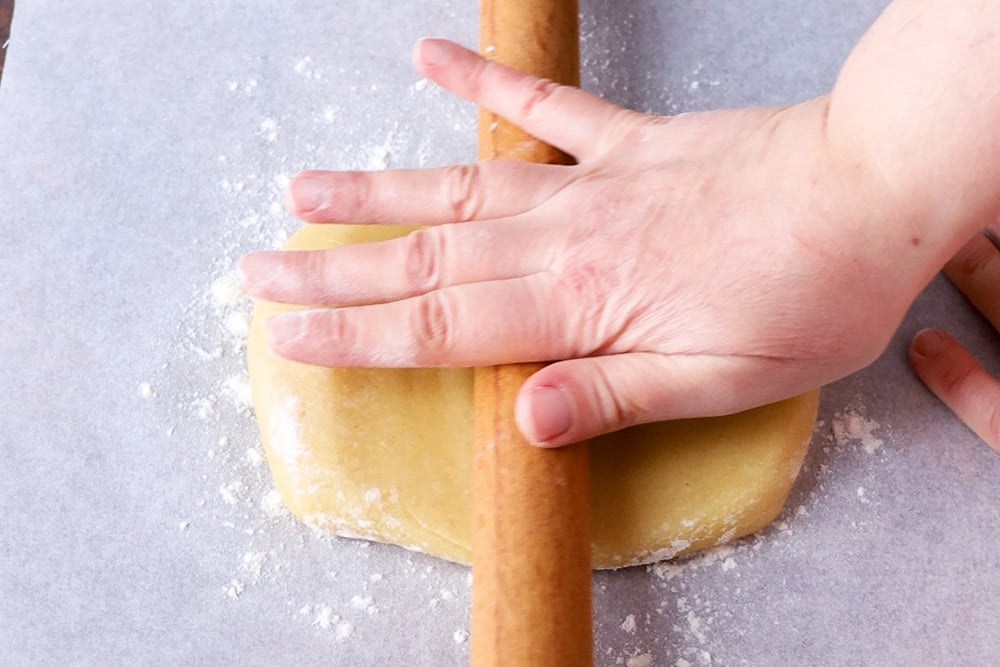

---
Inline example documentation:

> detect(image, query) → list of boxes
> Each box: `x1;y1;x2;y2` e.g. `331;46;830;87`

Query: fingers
240;221;554;307
286;160;573;225
515;353;750;447
910;329;1000;452
944;231;1000;330
264;273;569;368
412;38;645;161
923;228;1000;452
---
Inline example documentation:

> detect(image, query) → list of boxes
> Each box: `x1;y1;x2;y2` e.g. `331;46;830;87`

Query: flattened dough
248;223;819;569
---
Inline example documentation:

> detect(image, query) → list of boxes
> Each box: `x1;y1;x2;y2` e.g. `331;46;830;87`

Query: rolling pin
471;1;592;665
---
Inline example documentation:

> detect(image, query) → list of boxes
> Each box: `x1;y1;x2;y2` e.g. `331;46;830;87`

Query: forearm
826;0;1000;274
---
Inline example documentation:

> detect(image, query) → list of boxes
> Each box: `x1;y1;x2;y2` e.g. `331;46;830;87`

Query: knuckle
401;228;445;292
304;309;347;349
595;371;627;429
319;310;346;339
987;405;1000;450
608;107;650;137
956;243;995;278
303;251;336;302
277;250;302;282
274;251;315;300
590;364;645;432
466;57;492;97
410;291;455;359
520;77;562;118
341;172;375;220
445;163;484;221
301;251;325;297
310;309;362;365
599;109;659;154
940;360;975;400
280;250;303;273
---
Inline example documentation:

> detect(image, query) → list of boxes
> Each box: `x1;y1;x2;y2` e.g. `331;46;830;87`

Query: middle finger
240;218;557;307
264;271;569;368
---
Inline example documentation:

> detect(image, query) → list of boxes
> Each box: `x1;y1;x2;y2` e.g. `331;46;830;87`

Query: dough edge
247;223;820;569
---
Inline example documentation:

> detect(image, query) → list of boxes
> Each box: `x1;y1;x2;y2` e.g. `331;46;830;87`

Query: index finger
413;38;645;161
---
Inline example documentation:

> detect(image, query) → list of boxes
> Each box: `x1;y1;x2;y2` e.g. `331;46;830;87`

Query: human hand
239;38;931;446
910;228;1000;453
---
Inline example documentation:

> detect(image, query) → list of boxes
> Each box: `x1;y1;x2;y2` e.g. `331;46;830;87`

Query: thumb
515;353;753;447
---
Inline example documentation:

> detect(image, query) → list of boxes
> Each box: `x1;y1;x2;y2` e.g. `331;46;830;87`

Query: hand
240;38;924;447
910;227;1000;452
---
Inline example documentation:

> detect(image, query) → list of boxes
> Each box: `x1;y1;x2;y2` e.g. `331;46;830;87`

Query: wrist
823;0;1000;284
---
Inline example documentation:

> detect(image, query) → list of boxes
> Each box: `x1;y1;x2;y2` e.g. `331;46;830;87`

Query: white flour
154;36;880;664
152;52;482;658
833;409;886;455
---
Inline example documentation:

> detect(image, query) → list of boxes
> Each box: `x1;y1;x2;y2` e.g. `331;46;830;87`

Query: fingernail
267;312;305;349
290;174;329;214
913;329;945;357
419;38;449;66
522;386;573;445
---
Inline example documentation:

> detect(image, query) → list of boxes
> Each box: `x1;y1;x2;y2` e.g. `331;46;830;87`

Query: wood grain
470;1;593;665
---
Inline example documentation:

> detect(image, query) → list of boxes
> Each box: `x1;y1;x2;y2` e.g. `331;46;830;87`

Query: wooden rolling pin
471;1;592;665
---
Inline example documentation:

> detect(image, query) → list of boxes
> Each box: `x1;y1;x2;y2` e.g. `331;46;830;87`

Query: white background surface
2;1;998;665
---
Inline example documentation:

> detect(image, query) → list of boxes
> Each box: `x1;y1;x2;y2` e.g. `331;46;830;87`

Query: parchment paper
2;1;997;665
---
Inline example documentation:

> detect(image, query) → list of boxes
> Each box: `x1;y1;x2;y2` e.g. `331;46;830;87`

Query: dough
248;223;819;568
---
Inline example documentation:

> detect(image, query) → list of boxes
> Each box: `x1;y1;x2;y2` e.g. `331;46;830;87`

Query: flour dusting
620;613;637;634
165;51;483;657
626;654;653;667
161;31;876;664
833;409;885;455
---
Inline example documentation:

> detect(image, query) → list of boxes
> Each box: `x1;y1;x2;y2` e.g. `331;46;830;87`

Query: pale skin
241;0;1000;450
910;229;1000;453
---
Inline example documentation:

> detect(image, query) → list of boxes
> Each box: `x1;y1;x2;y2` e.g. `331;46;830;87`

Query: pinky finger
910;328;1000;452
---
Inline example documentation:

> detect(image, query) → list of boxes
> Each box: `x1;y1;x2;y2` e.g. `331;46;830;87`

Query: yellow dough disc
248;223;819;569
